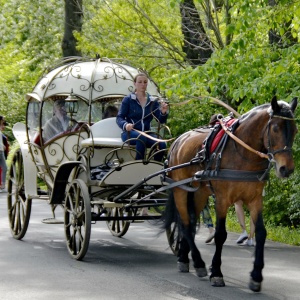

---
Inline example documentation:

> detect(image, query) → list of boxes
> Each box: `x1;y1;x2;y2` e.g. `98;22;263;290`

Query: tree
76;0;188;76
62;0;83;57
180;0;214;66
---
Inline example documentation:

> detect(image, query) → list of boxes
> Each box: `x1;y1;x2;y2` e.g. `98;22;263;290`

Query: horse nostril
279;166;294;178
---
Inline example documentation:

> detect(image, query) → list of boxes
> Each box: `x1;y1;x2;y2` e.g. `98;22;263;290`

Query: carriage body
8;57;169;260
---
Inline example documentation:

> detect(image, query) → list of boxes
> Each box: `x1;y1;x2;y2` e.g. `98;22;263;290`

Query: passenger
2;120;9;159
0;116;8;192
43;99;76;142
235;200;255;246
116;73;169;161
103;105;118;119
201;203;215;244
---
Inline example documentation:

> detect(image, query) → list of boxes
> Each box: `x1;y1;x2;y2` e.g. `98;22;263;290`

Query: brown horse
163;96;298;292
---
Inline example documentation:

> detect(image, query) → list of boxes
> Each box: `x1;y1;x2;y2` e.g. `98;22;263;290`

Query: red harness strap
210;119;237;153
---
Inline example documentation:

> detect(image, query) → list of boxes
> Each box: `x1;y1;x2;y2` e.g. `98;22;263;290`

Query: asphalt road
0;193;299;300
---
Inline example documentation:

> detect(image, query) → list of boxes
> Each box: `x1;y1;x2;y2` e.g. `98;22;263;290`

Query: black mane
239;101;294;122
239;103;269;122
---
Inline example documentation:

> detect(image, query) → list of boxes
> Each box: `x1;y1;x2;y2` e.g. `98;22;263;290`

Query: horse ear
271;95;280;113
290;97;298;113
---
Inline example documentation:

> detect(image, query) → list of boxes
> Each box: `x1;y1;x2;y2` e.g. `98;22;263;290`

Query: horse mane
239;100;294;123
239;104;269;123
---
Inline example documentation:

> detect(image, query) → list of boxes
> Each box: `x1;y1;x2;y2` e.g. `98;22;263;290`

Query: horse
163;96;298;292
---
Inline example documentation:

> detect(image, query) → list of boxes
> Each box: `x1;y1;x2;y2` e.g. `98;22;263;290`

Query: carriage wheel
166;222;180;255
106;207;132;237
7;149;32;240
64;179;91;260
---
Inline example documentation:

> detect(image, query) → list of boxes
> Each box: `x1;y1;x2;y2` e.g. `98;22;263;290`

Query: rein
219;113;295;162
131;96;241;143
219;118;269;160
131;98;173;142
132;129;175;142
168;96;241;118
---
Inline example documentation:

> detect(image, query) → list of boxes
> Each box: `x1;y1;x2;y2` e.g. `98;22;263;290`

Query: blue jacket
116;93;168;132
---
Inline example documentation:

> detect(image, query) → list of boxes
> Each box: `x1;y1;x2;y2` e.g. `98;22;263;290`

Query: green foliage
264;169;300;228
164;1;299;100
77;0;185;80
0;0;64;137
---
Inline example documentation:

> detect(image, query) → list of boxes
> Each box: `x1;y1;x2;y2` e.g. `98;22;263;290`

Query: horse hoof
210;276;225;287
195;267;208;277
249;278;261;292
177;262;189;273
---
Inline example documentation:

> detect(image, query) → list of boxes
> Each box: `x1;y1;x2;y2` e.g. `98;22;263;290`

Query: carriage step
41;218;64;224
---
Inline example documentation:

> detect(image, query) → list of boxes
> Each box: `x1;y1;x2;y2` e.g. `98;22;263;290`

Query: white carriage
7;56;172;260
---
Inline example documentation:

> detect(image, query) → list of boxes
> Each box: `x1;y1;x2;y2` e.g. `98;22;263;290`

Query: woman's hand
125;123;134;131
160;102;169;115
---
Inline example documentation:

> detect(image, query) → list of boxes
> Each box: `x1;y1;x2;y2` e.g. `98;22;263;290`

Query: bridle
265;113;295;162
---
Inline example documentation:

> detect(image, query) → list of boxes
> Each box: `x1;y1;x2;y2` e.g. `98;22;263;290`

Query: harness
162;111;294;191
196;115;239;169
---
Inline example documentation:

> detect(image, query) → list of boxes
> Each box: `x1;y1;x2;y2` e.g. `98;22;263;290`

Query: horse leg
172;188;192;273
210;216;227;287
177;222;207;277
177;234;190;272
182;224;208;277
249;211;266;292
179;193;207;277
175;189;207;277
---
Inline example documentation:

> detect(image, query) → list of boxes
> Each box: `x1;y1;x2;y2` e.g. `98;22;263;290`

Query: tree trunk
180;0;213;66
62;0;83;57
224;0;232;46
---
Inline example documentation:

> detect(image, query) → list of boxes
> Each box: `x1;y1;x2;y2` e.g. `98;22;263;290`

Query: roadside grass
225;208;300;246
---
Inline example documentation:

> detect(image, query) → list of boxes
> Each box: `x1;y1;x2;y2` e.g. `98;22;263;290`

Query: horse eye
273;124;279;133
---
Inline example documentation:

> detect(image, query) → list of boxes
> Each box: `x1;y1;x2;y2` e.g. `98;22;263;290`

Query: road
0;193;299;300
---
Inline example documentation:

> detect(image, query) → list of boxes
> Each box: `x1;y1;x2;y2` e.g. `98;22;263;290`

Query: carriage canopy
25;56;160;103
25;56;161;144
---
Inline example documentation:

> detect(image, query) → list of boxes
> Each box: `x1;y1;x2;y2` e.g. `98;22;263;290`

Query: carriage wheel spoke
64;179;91;260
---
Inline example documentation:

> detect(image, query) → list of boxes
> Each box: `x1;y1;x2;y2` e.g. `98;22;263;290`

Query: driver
43;99;76;142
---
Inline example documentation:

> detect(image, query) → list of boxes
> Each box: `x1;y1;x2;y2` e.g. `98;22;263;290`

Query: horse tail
161;189;197;232
187;191;198;236
161;189;178;230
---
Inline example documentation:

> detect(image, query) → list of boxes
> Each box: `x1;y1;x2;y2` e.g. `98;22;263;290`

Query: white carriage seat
81;117;124;148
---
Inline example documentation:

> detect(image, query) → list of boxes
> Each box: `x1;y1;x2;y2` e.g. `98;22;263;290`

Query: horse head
267;96;298;178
